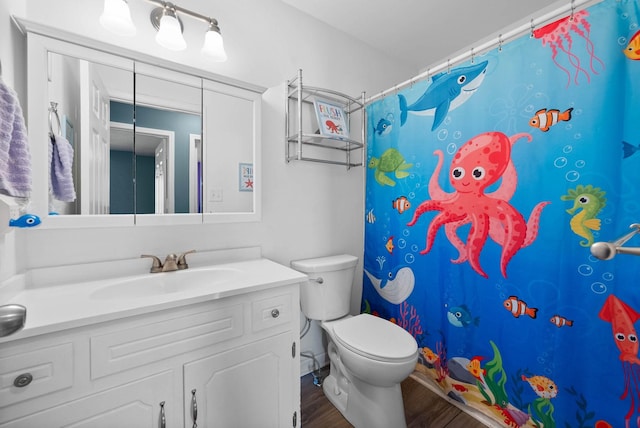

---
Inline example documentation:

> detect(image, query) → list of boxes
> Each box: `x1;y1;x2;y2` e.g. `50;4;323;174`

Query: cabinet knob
271;309;280;318
13;373;33;388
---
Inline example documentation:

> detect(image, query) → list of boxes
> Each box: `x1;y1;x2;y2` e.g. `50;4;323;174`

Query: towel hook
48;102;61;138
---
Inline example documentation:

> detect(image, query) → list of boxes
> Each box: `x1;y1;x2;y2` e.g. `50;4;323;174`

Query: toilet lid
332;314;418;361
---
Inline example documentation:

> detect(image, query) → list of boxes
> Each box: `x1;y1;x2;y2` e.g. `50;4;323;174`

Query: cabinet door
184;333;295;428
0;371;175;428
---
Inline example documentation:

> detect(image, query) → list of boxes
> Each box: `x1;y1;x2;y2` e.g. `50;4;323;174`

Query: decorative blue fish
9;214;41;228
623;141;640;158
373;117;393;136
398;60;488;131
447;305;480;327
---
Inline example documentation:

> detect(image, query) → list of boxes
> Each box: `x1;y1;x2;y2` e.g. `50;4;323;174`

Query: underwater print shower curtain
363;0;640;426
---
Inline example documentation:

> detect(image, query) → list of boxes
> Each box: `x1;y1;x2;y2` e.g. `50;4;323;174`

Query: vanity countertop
0;250;306;343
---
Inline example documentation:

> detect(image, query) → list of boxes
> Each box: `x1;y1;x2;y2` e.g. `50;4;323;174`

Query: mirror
22;20;264;227
47;52;134;216
202;81;257;215
47;55;203;217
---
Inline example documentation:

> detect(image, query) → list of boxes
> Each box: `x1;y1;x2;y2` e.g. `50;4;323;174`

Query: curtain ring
570;0;576;20
426;68;430;82
498;34;503;52
530;18;535;38
470;47;475;64
447;59;451;74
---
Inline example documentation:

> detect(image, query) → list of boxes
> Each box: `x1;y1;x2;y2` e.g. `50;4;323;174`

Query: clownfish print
623;30;640;60
550;314;574;328
392;196;411;214
529;107;573;132
503;296;538;319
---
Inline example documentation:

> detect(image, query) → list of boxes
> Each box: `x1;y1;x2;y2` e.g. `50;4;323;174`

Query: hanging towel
0;77;32;197
49;134;76;202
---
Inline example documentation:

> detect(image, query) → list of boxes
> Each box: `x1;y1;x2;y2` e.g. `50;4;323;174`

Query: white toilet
291;254;418;428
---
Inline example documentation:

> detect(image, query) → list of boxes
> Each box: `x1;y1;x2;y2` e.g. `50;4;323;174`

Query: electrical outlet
209;188;223;202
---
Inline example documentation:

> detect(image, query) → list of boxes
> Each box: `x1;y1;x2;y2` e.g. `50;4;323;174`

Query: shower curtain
363;0;640;426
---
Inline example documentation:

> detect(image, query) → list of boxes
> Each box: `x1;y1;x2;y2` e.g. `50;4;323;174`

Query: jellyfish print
533;10;605;87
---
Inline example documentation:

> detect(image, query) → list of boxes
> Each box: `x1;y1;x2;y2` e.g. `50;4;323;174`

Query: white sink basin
90;267;242;300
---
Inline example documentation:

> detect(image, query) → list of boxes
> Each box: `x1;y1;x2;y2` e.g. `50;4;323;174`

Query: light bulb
201;26;227;62
99;0;136;37
155;12;186;51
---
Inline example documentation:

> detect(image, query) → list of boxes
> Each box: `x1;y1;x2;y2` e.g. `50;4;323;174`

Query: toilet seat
332;314;418;362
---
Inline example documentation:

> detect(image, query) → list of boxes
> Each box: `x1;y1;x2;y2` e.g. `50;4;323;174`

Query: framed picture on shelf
239;163;254;192
313;97;349;139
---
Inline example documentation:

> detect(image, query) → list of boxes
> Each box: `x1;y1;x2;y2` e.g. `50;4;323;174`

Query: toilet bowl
291;255;418;428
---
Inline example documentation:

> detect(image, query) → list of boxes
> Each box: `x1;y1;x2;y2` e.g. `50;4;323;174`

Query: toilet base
322;371;408;428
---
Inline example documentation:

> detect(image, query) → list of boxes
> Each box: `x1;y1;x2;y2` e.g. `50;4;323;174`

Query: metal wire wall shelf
285;69;365;169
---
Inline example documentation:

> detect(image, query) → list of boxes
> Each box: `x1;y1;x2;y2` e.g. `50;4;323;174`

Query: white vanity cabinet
0;282;300;428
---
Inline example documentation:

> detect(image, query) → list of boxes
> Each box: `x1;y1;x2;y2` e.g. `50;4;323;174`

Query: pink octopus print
533;9;605;88
407;132;550;279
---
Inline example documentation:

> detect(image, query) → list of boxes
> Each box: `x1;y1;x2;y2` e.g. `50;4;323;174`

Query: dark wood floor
301;368;490;428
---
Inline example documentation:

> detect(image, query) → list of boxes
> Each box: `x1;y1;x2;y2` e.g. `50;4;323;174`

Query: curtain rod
365;0;604;105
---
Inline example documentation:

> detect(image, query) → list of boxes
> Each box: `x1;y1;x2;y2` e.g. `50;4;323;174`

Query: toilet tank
291;254;358;321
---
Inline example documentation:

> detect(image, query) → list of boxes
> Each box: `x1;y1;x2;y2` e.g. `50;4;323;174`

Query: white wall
0;0;414;374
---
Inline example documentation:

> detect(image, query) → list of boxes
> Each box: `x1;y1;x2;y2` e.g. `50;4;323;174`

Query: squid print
599;294;640;428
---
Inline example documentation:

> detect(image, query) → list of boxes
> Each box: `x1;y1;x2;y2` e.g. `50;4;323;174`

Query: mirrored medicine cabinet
16;18;263;228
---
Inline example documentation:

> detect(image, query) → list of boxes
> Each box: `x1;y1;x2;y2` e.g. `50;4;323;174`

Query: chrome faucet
141;250;196;273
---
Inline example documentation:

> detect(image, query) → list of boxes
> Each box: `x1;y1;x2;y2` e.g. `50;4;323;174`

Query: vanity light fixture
150;0;227;60
99;0;137;37
99;0;228;61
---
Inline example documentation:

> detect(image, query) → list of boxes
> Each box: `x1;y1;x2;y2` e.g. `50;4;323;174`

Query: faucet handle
177;250;196;270
141;254;163;273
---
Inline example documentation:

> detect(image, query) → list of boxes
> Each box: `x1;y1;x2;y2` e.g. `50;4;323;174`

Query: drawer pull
271;309;280;318
159;401;166;428
14;373;33;388
191;389;198;428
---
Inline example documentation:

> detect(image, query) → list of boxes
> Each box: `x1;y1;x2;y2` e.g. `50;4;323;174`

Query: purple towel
0;77;31;197
49;134;76;202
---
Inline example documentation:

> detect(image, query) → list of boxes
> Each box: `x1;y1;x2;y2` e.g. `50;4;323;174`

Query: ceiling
281;0;567;71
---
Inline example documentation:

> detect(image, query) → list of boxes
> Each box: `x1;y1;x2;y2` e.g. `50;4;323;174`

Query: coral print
407;131;549;278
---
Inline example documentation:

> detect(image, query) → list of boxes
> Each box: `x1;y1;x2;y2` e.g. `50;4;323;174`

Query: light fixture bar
145;0;214;25
145;0;227;61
